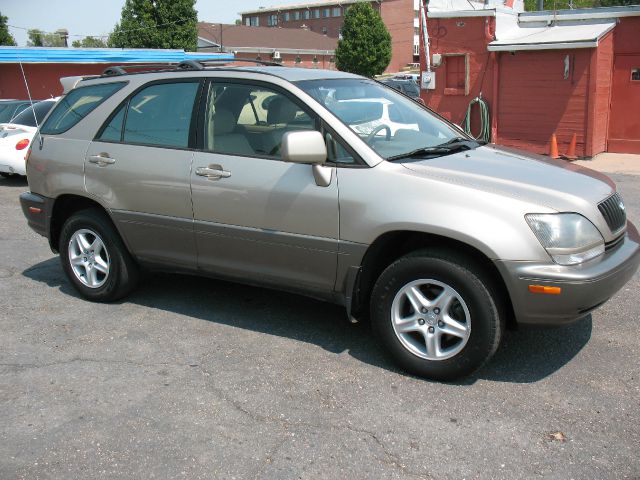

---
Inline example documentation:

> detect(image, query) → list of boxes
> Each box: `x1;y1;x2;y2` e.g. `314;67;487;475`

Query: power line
7;17;191;40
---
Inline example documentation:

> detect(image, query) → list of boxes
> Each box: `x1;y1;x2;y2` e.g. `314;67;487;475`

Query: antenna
17;57;40;129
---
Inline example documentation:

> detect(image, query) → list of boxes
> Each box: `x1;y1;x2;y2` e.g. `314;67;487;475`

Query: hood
400;144;614;212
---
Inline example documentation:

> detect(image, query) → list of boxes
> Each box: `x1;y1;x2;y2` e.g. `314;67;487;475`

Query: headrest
213;109;235;135
267;96;298;125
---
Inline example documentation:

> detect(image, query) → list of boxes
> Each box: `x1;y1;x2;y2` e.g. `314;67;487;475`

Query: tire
370;249;503;381
59;209;139;302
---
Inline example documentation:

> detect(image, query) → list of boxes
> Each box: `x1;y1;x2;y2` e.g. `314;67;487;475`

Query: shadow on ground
23;258;592;384
0;175;28;188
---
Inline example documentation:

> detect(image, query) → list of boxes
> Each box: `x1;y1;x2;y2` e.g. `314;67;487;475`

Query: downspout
491;51;499;143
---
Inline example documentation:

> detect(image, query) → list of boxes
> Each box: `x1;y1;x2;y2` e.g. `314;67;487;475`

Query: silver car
19;62;640;380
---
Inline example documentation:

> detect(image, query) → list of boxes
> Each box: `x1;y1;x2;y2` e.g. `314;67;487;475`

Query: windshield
11;101;55;127
296;78;472;160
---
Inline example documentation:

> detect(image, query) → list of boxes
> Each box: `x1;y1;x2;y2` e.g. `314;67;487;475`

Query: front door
190;80;339;294
608;55;640;154
86;80;201;268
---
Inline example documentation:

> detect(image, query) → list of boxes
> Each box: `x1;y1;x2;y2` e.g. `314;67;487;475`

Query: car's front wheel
370;249;503;381
59;209;139;302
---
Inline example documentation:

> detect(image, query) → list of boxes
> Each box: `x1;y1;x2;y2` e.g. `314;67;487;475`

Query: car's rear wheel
59;209;139;302
370;249;503;381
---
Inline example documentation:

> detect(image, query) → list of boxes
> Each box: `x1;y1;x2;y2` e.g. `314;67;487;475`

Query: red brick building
197;23;337;69
420;3;640;156
240;0;419;73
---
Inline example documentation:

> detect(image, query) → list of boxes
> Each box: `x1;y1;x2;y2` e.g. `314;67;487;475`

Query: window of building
413;44;420;56
303;9;310;19
332;7;341;17
293;11;300;20
322;26;327;35
42;82;125;135
267;14;278;26
283;12;290;21
632;68;640;81
414;9;420;18
248;16;259;26
414;27;419;35
444;54;468;96
322;8;330;17
120;82;199;148
312;9;320;18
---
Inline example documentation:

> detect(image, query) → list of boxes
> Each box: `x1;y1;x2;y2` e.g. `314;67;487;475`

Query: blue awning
0;47;234;64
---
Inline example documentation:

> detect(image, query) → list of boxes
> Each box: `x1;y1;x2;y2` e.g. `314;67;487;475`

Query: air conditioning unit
273;51;281;59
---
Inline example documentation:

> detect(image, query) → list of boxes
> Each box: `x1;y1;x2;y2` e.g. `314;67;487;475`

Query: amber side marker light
528;285;562;295
28;206;42;214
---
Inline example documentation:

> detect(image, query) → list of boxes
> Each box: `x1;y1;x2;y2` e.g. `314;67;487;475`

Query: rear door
85;80;202;269
190;79;340;294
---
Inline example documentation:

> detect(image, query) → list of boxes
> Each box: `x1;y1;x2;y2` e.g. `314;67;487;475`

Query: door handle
88;154;116;166
196;164;231;179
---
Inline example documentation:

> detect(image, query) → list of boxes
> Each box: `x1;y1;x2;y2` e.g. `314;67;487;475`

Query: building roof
197;23;337;55
489;19;616;51
240;0;364;15
519;4;640;22
0;47;232;64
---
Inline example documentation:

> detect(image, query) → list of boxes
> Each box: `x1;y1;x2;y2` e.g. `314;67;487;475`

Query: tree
108;0;197;51
27;29;67;47
335;3;392;77
0;11;16;46
72;36;108;48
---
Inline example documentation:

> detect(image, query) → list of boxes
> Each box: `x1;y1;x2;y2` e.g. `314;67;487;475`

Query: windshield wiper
387;137;479;162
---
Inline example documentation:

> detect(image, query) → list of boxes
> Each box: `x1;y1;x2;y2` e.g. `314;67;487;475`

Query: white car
334;98;419;138
0;99;57;177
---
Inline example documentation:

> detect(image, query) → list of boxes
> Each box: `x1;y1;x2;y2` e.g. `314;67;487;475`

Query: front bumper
19;191;54;239
497;221;640;325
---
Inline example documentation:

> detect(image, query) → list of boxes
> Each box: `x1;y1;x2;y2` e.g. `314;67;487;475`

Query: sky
1;0;303;47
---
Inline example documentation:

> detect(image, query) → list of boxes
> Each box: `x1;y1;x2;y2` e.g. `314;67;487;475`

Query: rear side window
122;82;199;148
12;101;56;127
41;82;126;135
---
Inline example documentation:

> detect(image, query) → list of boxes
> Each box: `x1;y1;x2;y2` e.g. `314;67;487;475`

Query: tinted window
41;82;126;135
11;101;56;127
123;82;199;148
97;105;125;142
203;82;315;158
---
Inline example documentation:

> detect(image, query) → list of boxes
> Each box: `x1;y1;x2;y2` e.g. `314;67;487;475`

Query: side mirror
281;130;327;165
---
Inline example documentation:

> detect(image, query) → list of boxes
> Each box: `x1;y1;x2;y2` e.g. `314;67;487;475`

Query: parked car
19;64;640;380
0;99;57;177
380;78;424;104
393;73;420;83
0;100;36;124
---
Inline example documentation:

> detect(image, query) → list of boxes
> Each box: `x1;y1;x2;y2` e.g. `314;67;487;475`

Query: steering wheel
366;124;392;144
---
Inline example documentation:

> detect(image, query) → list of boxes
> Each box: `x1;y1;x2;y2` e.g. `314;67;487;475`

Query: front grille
598;193;626;233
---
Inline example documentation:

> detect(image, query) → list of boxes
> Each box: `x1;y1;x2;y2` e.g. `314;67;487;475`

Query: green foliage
524;0;634;10
0;11;16;46
72;36;108;48
335;3;392;77
27;29;66;47
108;0;197;51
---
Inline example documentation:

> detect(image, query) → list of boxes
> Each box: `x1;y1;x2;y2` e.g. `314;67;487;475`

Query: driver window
203;82;316;158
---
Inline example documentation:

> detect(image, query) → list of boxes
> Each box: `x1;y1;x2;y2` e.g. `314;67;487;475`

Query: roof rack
101;58;284;77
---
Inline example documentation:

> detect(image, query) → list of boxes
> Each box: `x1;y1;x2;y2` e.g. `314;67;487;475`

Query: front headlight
525;213;604;265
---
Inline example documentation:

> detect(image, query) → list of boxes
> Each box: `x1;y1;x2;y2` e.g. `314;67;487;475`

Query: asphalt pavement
0;163;639;479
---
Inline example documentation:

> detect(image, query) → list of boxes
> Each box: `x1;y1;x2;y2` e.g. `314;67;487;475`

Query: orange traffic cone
564;133;577;160
548;133;559;159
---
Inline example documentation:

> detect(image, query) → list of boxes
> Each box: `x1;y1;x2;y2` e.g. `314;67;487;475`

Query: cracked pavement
1;171;639;479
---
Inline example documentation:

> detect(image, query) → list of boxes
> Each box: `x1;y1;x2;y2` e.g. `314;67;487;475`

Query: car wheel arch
349;230;515;329
49;194;130;255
